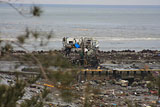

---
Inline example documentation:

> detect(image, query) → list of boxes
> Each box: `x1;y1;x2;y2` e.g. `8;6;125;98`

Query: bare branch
0;1;42;17
11;41;49;82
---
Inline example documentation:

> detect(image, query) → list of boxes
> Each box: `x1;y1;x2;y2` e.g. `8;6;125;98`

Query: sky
2;0;160;5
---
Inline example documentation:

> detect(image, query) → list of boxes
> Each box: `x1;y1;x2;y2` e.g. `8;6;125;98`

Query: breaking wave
1;37;160;42
94;37;160;41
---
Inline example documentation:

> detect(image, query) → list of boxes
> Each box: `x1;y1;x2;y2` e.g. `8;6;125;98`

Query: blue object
112;103;117;106
75;43;80;48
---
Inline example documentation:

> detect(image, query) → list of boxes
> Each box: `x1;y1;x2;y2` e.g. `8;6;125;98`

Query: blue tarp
75;43;80;48
112;104;117;106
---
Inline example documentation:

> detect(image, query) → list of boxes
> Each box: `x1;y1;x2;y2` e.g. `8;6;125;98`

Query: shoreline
2;39;158;52
1;49;160;65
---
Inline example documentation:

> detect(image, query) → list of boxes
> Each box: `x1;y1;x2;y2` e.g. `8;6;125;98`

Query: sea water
0;4;160;51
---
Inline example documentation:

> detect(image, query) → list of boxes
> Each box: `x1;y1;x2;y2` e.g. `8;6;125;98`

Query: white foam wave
0;38;62;42
94;37;160;41
0;37;160;42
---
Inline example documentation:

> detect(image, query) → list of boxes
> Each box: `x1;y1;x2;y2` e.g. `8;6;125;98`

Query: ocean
0;4;160;51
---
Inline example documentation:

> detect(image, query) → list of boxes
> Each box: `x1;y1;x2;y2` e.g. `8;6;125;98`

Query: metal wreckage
62;37;100;68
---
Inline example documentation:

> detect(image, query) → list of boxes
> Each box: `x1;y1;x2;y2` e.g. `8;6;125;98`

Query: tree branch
11;41;49;82
0;1;33;18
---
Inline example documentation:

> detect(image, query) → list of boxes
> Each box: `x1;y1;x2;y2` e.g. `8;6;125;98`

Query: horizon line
1;2;160;6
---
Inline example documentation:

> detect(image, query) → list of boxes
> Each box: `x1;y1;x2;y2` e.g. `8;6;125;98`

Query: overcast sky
4;0;160;5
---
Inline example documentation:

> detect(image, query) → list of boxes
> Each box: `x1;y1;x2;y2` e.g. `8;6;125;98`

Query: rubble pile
0;49;160;107
98;50;160;64
69;78;159;107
